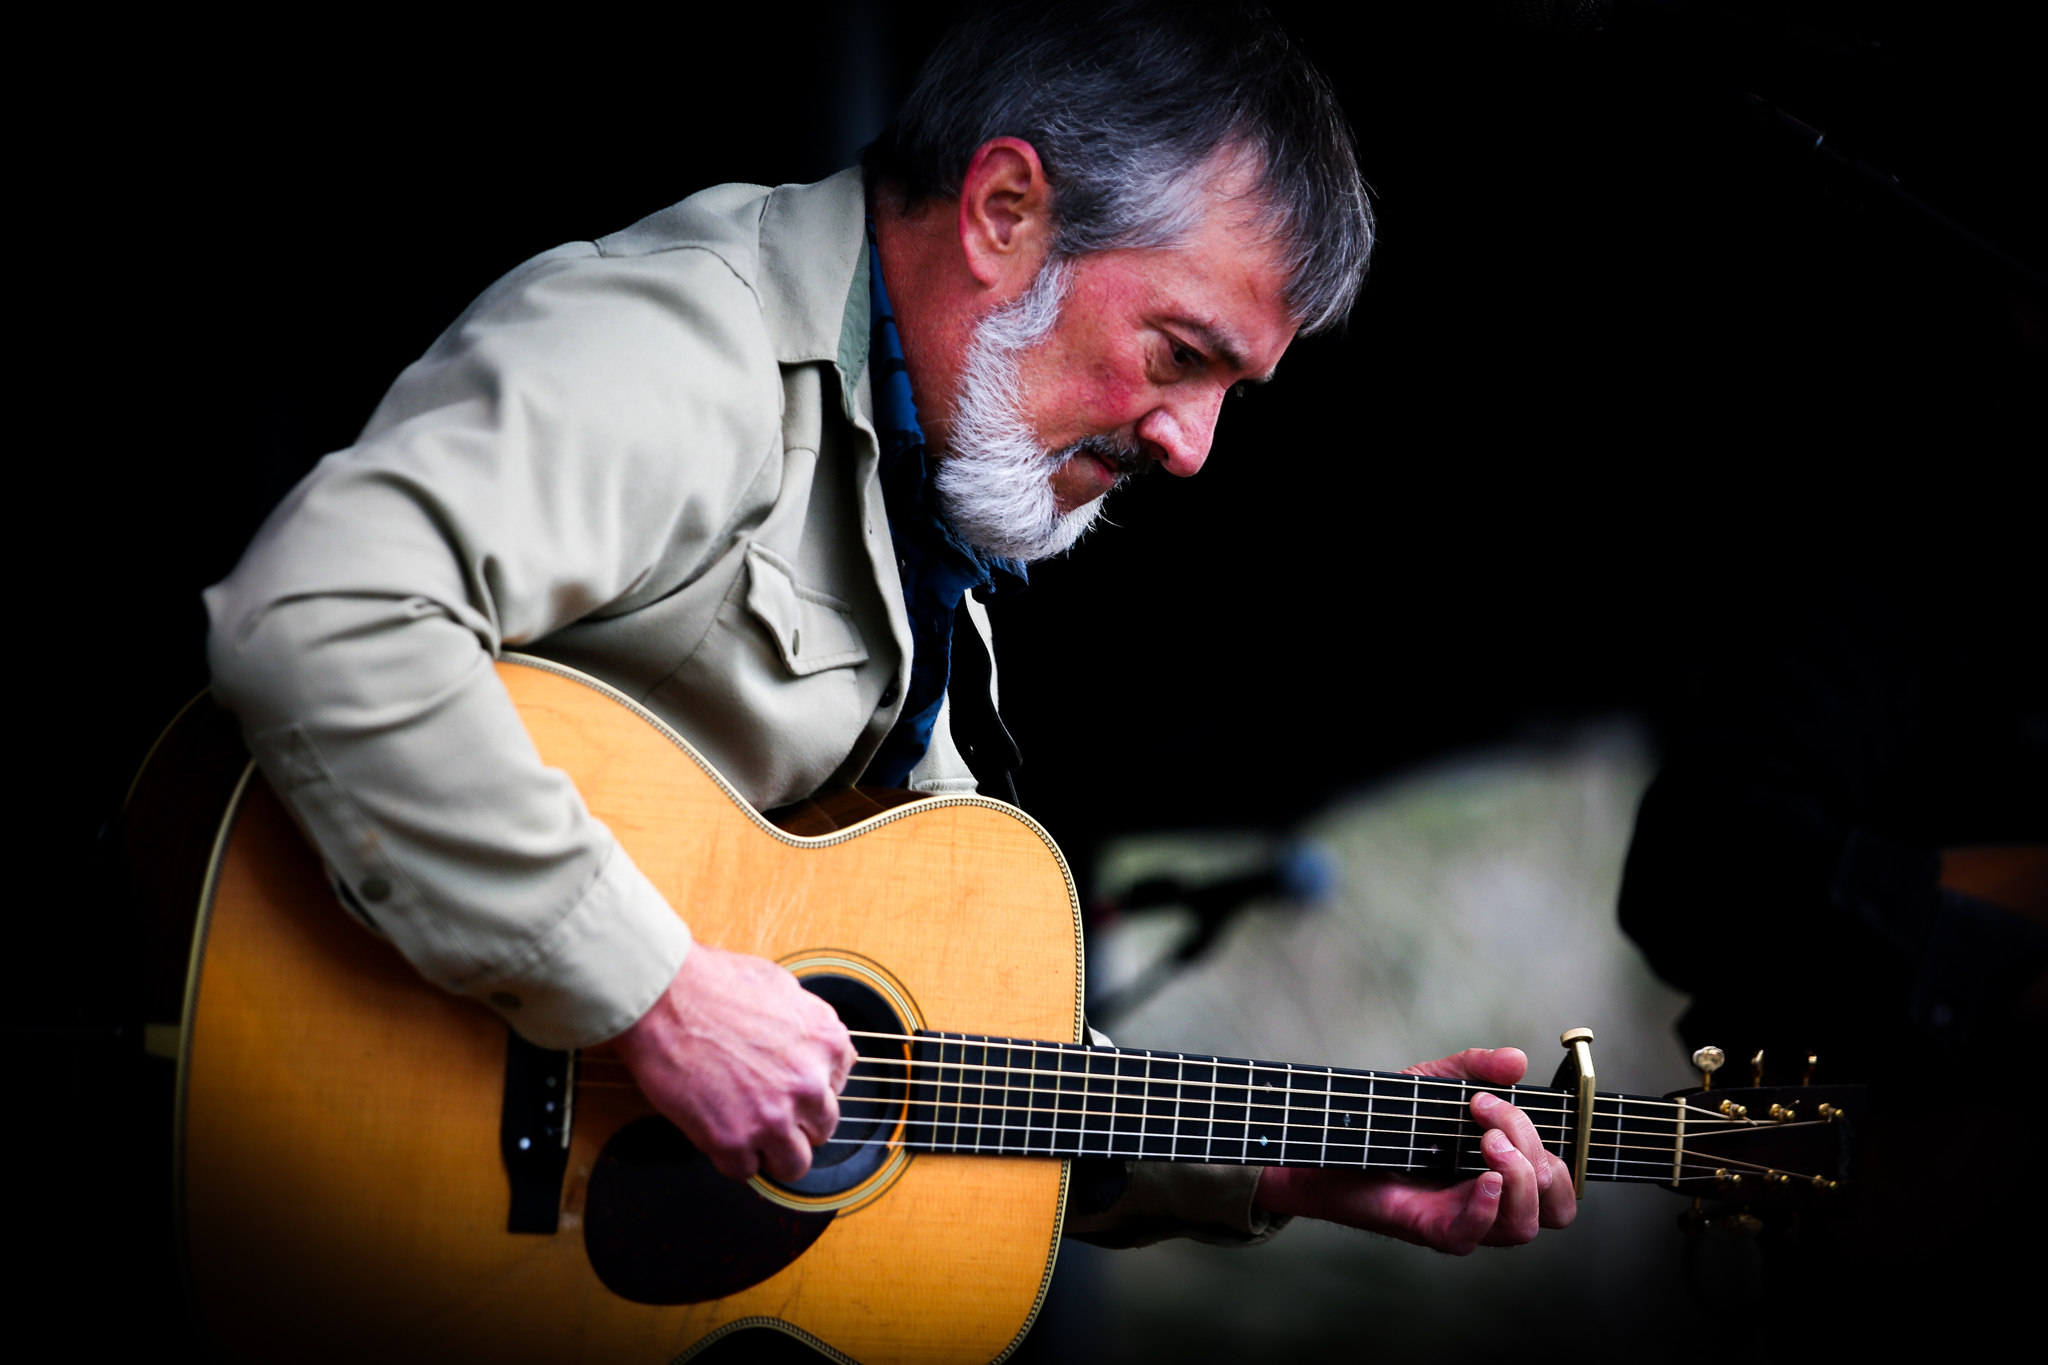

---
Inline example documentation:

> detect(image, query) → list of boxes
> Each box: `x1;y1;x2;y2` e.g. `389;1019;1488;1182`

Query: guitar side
164;655;1084;1365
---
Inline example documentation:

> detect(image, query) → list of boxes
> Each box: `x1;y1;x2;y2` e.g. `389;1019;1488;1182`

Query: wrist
1253;1165;1296;1217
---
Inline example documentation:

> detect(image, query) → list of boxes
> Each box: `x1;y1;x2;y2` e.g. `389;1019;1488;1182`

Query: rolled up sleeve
206;238;779;1047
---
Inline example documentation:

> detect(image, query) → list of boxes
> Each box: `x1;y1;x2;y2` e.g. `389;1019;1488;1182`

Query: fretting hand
612;944;857;1183
1253;1047;1575;1254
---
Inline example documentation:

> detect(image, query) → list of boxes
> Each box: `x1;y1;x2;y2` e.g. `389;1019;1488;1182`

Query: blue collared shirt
863;229;1026;788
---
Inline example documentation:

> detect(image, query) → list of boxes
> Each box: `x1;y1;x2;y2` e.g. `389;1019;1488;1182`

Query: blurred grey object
1078;720;1719;1362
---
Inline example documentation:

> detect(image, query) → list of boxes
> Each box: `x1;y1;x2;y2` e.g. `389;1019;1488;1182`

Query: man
206;0;1572;1257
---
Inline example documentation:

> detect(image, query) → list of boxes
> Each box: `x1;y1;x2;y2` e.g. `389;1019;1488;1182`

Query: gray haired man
206;0;1572;1254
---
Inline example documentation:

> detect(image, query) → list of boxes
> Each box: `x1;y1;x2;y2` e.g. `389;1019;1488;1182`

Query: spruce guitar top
127;656;1861;1365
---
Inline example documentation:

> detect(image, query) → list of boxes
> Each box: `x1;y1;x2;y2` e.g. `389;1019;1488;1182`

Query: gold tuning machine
1692;1046;1726;1090
1751;1049;1765;1087
1769;1103;1796;1122
1818;1103;1844;1121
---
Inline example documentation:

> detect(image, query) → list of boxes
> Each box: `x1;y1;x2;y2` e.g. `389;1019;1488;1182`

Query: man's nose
1135;392;1222;477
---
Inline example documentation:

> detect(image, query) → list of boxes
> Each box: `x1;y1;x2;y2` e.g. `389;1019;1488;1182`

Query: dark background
16;1;2042;1356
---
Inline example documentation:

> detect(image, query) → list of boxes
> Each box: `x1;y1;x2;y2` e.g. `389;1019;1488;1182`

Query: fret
1246;1060;1287;1159
978;1037;1003;1153
1022;1039;1049;1155
1412;1076;1465;1176
1052;1042;1086;1156
1168;1053;1208;1160
1363;1073;1413;1169
1211;1059;1252;1161
1589;1094;1677;1185
1327;1070;1371;1168
1278;1064;1320;1167
1080;1046;1117;1156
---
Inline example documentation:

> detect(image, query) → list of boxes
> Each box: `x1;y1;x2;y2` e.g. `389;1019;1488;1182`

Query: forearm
1062;1159;1288;1249
209;592;690;1047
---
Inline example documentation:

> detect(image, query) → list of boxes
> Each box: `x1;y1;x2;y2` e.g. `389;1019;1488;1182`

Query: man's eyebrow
1169;317;1275;382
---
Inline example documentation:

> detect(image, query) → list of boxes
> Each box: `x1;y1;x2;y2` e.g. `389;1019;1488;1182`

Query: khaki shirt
206;167;1277;1246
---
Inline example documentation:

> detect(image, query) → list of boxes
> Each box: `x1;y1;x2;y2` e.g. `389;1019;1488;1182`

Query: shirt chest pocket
744;543;869;676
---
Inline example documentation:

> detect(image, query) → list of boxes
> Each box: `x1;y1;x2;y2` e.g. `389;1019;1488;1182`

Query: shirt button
880;685;898;707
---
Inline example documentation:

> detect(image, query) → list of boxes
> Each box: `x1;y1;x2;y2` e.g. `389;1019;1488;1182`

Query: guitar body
162;656;1084;1364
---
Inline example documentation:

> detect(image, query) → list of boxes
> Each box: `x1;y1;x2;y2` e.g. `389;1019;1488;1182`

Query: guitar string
837;1047;1749;1129
839;1137;1742;1180
833;1081;1832;1161
843;1055;1592;1120
833;1128;1783;1180
831;1072;1695;1137
830;1108;1815;1180
830;1092;1796;1170
576;1050;1766;1134
832;1103;1767;1172
844;1029;1730;1122
594;1033;1760;1133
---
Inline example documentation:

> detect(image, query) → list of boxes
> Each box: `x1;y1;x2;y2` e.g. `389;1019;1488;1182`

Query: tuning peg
1692;1046;1726;1090
1769;1103;1796;1122
1751;1048;1765;1087
1818;1103;1844;1121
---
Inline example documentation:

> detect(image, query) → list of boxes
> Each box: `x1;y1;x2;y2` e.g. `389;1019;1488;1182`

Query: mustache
1055;434;1151;481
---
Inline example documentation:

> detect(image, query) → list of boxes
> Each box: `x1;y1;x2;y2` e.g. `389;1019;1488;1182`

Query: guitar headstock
1661;1083;1865;1205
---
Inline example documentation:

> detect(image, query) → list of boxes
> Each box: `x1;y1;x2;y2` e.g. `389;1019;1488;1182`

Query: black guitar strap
947;600;1022;807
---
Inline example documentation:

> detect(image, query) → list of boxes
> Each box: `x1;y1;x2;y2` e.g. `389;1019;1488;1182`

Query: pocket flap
744;544;869;676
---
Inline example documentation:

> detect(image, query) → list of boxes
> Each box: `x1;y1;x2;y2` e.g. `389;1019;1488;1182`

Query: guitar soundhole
582;974;907;1304
769;974;909;1197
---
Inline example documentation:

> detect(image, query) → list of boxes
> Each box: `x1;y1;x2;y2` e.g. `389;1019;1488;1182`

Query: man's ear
957;138;1053;293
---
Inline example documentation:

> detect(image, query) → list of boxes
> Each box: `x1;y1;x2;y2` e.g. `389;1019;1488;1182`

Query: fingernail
1484;1129;1509;1155
1481;1174;1502;1199
1473;1092;1499;1113
1536;1159;1553;1189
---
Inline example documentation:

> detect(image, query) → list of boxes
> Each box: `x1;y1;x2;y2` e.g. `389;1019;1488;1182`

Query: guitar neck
881;1034;1683;1186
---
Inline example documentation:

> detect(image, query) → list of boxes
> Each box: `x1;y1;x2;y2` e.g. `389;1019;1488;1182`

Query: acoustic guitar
126;655;1861;1365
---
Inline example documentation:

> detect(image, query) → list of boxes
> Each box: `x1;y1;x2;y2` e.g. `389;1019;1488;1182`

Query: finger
828;1036;858;1093
1472;1092;1551;1192
1405;1047;1527;1085
1538;1152;1578;1229
1478;1128;1540;1246
1435;1172;1502;1255
758;1123;816;1183
793;1083;842;1148
705;1139;760;1183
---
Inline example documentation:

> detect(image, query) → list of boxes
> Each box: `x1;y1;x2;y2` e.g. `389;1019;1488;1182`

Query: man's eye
1173;345;1201;369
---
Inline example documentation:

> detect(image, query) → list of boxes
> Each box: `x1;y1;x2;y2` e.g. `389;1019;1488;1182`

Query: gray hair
864;0;1374;334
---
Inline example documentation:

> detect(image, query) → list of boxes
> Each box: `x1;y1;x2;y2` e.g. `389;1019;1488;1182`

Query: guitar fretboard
850;1033;1686;1185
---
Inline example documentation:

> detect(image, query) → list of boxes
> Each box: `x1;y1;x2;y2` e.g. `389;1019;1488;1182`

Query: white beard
934;259;1127;562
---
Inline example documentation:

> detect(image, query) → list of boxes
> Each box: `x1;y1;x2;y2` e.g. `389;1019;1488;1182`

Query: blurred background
14;1;2041;1359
